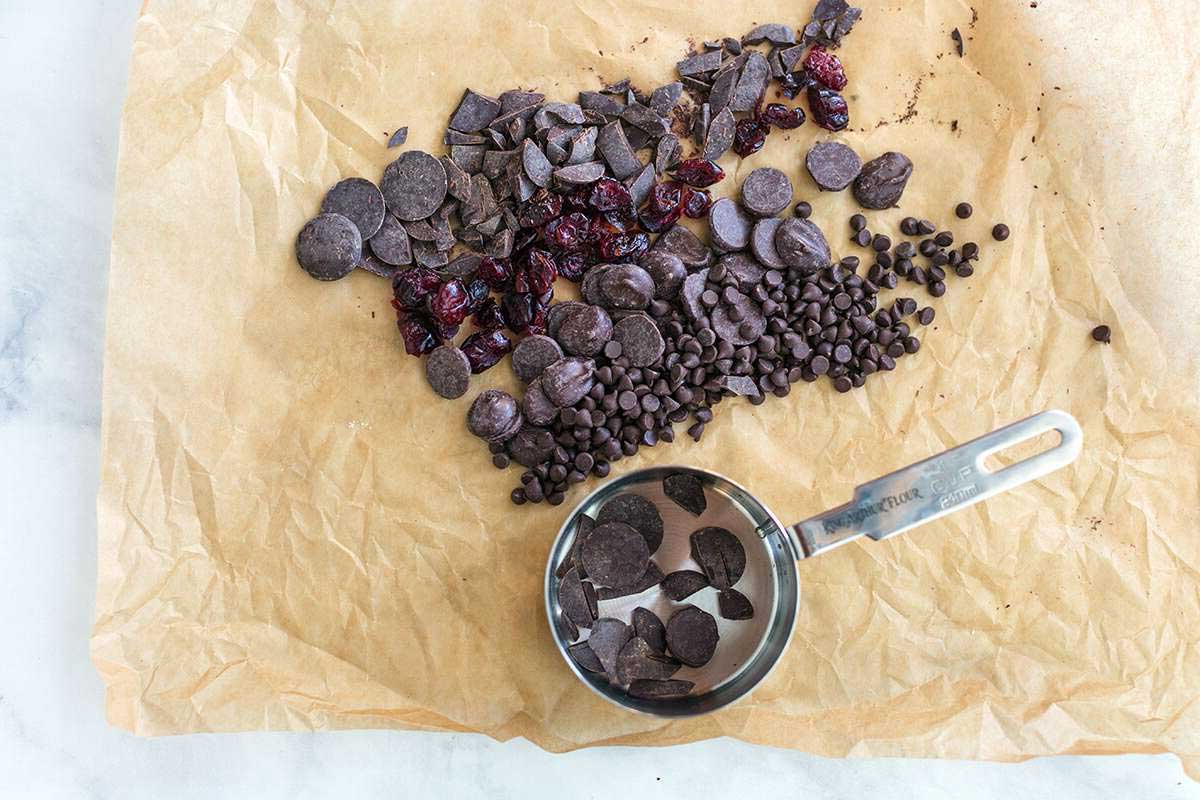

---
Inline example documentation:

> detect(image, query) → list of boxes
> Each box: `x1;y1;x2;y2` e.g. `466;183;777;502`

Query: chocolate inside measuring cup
545;466;799;716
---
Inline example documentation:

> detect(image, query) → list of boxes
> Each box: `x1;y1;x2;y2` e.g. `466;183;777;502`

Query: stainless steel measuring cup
544;409;1082;716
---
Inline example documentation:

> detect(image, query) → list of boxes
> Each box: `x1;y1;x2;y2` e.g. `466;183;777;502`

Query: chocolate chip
955;201;973;219
512;335;565;382
587;617;633;675
806;141;862;192
992;223;1010;241
917;306;935;325
1091;324;1112;344
665;605;719;667
961;241;980;260
690;526;746;589
775;217;832;274
613;314;665;367
632;607;668;653
663;473;707;516
741;167;794;217
381;150;448;222
425;345;472;399
853;151;913;209
717;587;754;620
934;231;954;247
596;493;664;554
557;305;614;356
794;201;813;218
321;178;386;239
627;678;695;699
296;213;361;281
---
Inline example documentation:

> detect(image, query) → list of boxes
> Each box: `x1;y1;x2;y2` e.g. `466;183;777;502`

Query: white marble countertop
0;2;1196;797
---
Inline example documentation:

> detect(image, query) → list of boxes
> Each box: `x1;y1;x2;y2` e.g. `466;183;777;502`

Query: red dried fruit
513;228;539;253
562;185;591;211
639;206;681;233
525;249;558;294
472;296;506;329
431;318;460;341
502;292;535;333
598;232;650;262
518;189;563;228
397;314;439;356
528;306;549;336
807;85;849;131
460;328;513;374
777;70;813;100
732;118;768;157
429;278;471;326
682;187;712;218
393;266;443;309
589;177;633;211
759;102;806;129
672;158;725;188
587;213;624;243
465;278;490;311
477;256;513;290
648;181;684;216
545;212;588;251
557;252;589;282
803;46;847;91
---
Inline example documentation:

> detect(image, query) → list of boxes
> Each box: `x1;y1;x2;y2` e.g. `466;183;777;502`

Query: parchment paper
94;0;1200;775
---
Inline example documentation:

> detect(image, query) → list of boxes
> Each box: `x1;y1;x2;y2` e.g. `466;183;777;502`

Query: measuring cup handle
790;410;1083;558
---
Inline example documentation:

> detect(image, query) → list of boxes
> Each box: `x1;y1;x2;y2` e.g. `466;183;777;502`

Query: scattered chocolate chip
717;587;754;620
955;201;973;219
387;127;409;148
665;605;719;667
806;141;862;192
992;223;1010;241
596;493;664;554
296;213;361;281
689;526;745;589
793;201;813;218
1091;324;1112;344
741;167;794;217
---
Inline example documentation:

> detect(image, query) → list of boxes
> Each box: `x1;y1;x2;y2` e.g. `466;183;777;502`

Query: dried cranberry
639;206;681;233
460;328;513;374
807;85;849;131
733;118;769;157
392;266;442;309
535;287;554;309
514;228;539;254
397;314;439;357
477;256;513;290
465;278;490;311
428;278;471;326
518;189;563;228
588;177;632;211
587;213;623;243
648;181;684;216
803;46;847;91
562;185;591;211
545;212;588;251
682;187;712;218
598;232;650;262
525;249;558;294
528;306;549;336
777;70;813;100
431;319;459;341
472;296;507;329
672;158;725;188
502;292;535;333
557;252;589;282
759;102;806;129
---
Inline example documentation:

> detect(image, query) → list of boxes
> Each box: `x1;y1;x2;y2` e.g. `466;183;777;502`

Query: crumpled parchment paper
94;0;1200;777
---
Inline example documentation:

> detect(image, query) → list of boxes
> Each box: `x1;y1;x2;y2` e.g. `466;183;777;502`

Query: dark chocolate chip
1091;324;1112;344
992;223;1010;241
794;201;813;218
955;201;973;219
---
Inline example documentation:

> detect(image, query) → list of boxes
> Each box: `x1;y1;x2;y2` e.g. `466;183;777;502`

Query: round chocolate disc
640;250;687;299
750;218;788;270
665;605;719;668
557;305;613;356
598;264;655;310
710;289;766;345
381;150;448;221
611;314;665;368
805;141;862;192
716;252;765;291
596;493;664;554
740;167;794;217
511;335;564;382
296;213;361;281
424;345;471;399
321;177;386;239
709;197;753;251
547;300;587;340
580;522;651;588
466;389;523;443
689;526;747;589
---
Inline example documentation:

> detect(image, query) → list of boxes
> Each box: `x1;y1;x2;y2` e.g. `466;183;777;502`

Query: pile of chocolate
294;0;1013;507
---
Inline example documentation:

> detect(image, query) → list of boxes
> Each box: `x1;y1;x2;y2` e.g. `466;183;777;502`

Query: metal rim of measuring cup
543;465;801;717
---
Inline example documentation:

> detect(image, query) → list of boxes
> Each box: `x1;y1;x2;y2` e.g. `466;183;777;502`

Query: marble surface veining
0;1;1195;797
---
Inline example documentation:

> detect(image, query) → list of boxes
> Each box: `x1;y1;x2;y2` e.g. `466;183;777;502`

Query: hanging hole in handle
981;428;1062;473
